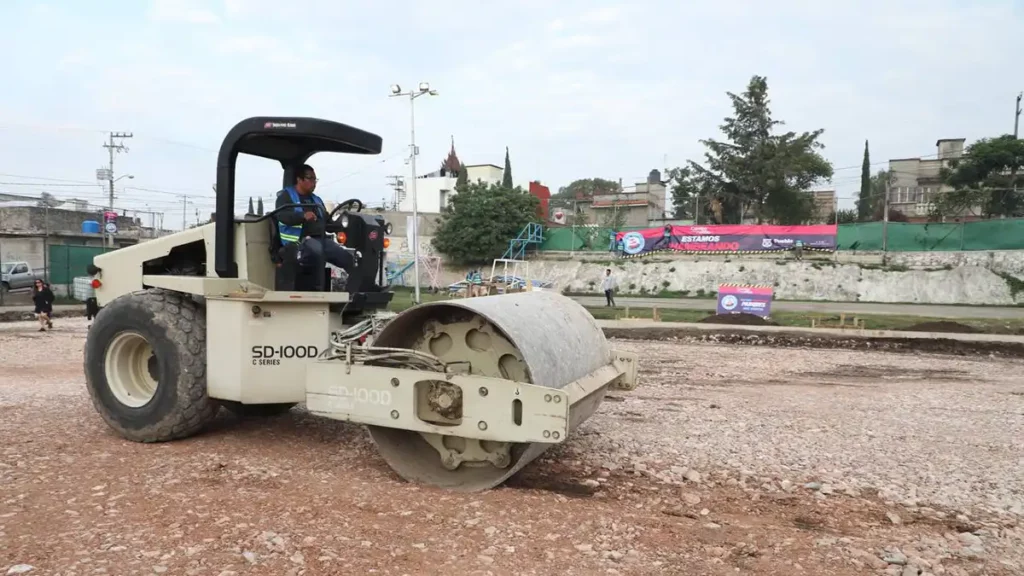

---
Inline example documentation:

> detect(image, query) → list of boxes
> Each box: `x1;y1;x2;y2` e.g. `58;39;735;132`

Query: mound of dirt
903;321;982;334
699;313;779;326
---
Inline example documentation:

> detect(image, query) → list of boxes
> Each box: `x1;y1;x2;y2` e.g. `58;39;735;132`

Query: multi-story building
809;189;836;222
888;138;981;221
575;170;667;228
396;139;508;213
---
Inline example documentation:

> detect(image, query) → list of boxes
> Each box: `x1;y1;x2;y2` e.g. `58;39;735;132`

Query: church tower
439;136;461;177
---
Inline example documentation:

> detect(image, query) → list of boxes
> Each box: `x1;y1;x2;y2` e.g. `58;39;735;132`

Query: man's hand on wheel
303;211;317;222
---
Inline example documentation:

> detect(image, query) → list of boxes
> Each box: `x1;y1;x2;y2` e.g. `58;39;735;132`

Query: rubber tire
220;401;297;418
84;288;218;443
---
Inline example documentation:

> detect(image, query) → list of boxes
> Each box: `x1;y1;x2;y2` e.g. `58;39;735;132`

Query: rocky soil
2;318;1023;575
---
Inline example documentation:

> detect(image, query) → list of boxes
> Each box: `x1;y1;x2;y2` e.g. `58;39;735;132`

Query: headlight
340;215;350;228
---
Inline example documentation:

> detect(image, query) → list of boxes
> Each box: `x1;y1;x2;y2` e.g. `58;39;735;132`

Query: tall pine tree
455;162;468;191
501;147;513;188
667;76;833;224
858;140;872;221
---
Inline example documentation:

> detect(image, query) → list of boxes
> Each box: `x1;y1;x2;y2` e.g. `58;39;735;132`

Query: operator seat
267;216;331;292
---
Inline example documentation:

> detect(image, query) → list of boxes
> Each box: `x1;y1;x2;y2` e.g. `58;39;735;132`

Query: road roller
82;116;638;491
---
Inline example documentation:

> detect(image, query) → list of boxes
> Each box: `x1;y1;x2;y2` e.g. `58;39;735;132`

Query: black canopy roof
214;116;384;278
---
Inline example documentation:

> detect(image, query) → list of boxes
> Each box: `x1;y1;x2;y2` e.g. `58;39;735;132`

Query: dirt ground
2;318;1023;576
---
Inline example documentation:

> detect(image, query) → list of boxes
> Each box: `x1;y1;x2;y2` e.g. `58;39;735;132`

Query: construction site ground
2;317;1023;576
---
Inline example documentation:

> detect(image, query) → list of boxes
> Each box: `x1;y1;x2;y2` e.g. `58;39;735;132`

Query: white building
396;139;507;213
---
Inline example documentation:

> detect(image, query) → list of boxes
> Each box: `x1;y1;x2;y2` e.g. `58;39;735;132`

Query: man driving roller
275;164;355;290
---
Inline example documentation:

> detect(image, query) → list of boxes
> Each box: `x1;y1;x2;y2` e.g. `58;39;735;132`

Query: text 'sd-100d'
251;345;319;366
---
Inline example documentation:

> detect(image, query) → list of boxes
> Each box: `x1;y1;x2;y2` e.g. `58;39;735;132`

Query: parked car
1;261;44;292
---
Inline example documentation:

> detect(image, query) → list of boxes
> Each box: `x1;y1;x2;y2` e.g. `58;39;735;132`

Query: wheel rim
104;331;159;408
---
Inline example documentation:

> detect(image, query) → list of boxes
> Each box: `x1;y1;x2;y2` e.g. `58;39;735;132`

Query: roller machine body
82;116;639;491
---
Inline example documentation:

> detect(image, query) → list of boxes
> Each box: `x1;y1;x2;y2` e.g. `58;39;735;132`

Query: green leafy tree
826;208;858;224
455;162;468;191
571;209;600;249
598;204;627;231
501;147;513;188
867;169;891;220
432;181;539;264
667;75;833;225
858;140;872;221
667;166;715;223
931;135;1024;219
553;178;620;200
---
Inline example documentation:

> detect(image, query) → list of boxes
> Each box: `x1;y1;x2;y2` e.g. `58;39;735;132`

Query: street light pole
390;82;438;305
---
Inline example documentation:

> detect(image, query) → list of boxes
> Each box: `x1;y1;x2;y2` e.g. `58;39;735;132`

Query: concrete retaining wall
392;249;1024;306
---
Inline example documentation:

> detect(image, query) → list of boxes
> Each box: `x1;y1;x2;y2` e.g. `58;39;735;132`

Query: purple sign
717;284;774;318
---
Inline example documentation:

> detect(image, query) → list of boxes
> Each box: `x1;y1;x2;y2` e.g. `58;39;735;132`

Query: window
439;190;449;209
13;264;28;274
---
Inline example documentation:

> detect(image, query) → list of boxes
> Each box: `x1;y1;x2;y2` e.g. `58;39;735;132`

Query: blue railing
502;222;545;260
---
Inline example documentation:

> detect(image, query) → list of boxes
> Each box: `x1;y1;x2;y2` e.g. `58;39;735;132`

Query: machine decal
251;345;319;365
326;386;393;411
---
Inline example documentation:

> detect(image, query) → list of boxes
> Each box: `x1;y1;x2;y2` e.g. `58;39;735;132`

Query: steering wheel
333;198;363;215
326;198;364;232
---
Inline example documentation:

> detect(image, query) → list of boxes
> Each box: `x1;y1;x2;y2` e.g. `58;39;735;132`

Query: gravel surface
591;340;1024;517
2;317;1023;576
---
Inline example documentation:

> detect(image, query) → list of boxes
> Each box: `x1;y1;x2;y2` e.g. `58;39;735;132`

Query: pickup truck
1;261;44;292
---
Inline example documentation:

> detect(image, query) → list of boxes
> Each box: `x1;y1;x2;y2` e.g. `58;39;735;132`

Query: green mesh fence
49;244;109;294
541;219;1024;252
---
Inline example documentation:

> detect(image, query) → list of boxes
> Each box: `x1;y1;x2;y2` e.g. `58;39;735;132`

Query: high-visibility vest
277;187;325;244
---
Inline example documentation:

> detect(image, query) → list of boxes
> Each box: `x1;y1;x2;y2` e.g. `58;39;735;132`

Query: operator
275;164;356;290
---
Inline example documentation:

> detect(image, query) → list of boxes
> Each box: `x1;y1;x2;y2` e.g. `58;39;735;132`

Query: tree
455;162;468;191
553;178;620;200
667;166;716;223
432;181;539;264
501;147;513;189
37;192;61;208
571;209;600;249
868;169;890;220
826;208;858;224
931;135;1024;219
666;75;833;225
598;204;627;231
858;140;872;221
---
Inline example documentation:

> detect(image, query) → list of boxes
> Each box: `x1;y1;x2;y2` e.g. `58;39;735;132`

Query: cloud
546;19;565;31
552;34;606;49
2;0;1024;218
215;35;278;54
147;0;219;24
580;5;622;23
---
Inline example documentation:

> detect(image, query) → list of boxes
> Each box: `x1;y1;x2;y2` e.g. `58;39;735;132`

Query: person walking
32;279;54;332
601;268;618;307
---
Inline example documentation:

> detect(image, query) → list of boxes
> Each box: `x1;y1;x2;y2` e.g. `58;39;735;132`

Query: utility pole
570;199;577;257
386;175;405;210
389;82;438;305
1014;92;1021;139
181;196;188;230
102;132;133;247
882;179;890;253
1011;92;1022;209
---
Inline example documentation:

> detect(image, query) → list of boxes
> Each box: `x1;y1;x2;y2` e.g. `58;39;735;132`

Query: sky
0;0;1022;229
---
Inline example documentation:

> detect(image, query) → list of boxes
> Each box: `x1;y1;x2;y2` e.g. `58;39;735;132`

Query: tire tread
84;288;217;442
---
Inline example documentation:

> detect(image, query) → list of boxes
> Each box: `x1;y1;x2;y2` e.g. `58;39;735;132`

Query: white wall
398;176;456;213
465;165;503;184
397;165;506;214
